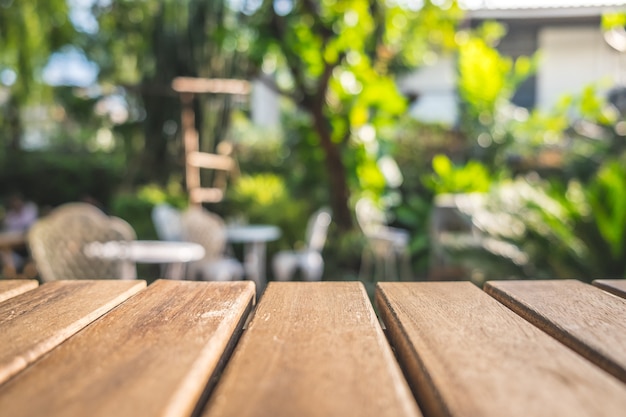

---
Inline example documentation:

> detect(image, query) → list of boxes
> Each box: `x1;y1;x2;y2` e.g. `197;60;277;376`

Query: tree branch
268;11;312;105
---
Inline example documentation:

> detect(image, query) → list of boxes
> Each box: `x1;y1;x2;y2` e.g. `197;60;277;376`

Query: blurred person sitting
1;193;38;274
3;194;38;233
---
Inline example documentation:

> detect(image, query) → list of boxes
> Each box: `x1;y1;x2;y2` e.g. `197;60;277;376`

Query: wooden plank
0;280;255;417
485;279;626;383
593;279;626;299
201;282;421;417
190;187;224;204
172;77;251;95
187;151;235;171
0;280;145;385
377;282;626;417
0;279;38;303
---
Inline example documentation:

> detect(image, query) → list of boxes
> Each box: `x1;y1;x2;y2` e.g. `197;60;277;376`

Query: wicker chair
180;207;244;281
28;203;137;282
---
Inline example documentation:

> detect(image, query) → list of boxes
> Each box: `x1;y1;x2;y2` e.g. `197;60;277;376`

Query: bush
0;151;124;209
223;173;308;251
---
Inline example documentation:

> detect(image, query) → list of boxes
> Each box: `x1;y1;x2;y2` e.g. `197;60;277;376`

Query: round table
84;240;205;280
226;225;281;292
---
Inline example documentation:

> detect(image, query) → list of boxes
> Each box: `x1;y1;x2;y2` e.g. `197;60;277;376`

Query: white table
84;240;205;280
226;225;281;292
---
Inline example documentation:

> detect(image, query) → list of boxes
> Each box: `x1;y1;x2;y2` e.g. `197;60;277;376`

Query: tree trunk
7;96;22;151
140;90;178;185
310;105;353;231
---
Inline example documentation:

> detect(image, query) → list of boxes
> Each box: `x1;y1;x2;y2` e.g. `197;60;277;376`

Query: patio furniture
27;203;137;282
272;207;332;281
180;207;244;282
151;203;183;242
226;223;281;292
151;203;187;278
173;75;246;206
2;279;626;416
355;197;411;281
83;240;205;280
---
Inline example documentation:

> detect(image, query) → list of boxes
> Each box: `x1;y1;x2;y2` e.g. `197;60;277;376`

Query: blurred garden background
1;0;626;285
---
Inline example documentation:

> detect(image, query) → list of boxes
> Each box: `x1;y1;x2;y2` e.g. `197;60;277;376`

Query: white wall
537;26;624;111
397;57;458;126
251;78;280;127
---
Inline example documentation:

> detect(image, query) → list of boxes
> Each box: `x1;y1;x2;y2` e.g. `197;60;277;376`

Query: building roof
460;0;626;9
461;0;626;19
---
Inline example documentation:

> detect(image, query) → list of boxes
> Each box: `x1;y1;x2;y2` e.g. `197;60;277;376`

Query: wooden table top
0;278;625;417
0;279;38;303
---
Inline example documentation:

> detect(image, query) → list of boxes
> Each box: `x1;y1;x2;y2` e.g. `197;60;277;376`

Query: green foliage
0;0;76;150
424;154;493;195
393;195;433;276
507;106;568;148
505;82;624;183
224;173;309;250
457;26;537;165
245;0;463;228
586;159;626;259
0;151;124;208
136;180;189;210
0;0;74;97
391;116;467;190
457;37;511;120
109;193;157;240
109;182;189;242
85;0;252;185
453;30;624;293
230;109;330;210
601;11;626;30
444;162;626;282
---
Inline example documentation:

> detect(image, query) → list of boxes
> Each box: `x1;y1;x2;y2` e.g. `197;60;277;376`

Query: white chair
180;207;244;282
151;203;183;242
355;198;411;281
272;208;332;281
151;203;187;279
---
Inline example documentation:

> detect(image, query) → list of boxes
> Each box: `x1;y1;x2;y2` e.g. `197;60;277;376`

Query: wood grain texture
0;280;255;417
485;279;626;383
377;281;626;417
0;279;38;303
593;279;626;299
202;282;421;417
0;280;145;385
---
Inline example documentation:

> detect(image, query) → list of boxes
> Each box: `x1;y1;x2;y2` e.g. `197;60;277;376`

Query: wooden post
180;93;201;207
173;77;250;206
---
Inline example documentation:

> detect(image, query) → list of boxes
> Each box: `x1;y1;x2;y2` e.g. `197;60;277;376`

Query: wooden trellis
172;77;250;206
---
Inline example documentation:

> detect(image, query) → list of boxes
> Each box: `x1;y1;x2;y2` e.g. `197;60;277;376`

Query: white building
401;0;626;126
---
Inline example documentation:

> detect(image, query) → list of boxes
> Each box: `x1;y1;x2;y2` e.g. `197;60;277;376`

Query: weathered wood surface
0;280;145;385
377;281;626;417
485;279;626;383
593;279;626;299
202;282;421;417
0;279;38;303
0;280;255;417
